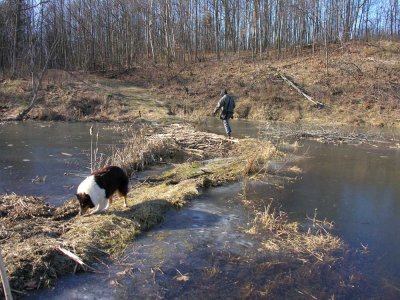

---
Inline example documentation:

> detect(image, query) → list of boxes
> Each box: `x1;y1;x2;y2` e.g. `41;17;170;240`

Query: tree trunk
148;0;156;63
11;0;23;78
214;0;220;60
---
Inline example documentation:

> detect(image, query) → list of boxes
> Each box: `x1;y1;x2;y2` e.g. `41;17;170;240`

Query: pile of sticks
154;124;237;158
260;122;395;146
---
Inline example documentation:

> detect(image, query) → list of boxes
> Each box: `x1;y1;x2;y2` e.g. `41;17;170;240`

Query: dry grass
63;213;139;258
103;126;177;176
271;41;400;127
0;194;79;293
241;199;358;299
248;202;299;234
102;123;243;177
247;202;343;261
235;139;280;177
287;165;302;174
0;79;31;119
116;40;400;127
0;71;165;122
2;40;399;126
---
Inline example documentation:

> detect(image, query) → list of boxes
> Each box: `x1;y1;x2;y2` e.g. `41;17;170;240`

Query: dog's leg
98;197;109;211
117;191;128;207
86;204;100;216
118;191;128;207
105;195;113;210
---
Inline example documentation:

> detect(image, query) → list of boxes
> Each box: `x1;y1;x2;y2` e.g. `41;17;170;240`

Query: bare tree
214;0;220;60
0;0;398;74
11;0;24;78
16;0;59;120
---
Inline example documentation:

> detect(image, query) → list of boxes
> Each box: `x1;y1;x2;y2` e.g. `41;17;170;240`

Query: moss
129;180;200;208
158;161;206;182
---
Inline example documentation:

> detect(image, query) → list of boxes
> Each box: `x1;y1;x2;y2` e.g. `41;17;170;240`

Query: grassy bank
144;40;400;127
0;72;167;122
1;41;399;127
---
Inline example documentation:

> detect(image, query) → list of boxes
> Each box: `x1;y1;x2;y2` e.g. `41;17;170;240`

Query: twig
0;254;13;300
296;288;318;299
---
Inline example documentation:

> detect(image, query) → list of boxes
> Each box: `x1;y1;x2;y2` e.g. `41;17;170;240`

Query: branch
279;74;324;108
57;247;96;272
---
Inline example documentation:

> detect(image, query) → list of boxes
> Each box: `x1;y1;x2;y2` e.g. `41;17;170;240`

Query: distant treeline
0;0;399;76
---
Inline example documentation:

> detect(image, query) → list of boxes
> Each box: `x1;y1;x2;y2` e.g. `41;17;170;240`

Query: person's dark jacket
214;94;235;120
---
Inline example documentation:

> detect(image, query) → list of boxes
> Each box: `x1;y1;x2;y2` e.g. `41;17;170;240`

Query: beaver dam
0;123;370;298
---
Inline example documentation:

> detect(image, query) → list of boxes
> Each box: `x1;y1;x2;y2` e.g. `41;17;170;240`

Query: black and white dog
76;166;129;215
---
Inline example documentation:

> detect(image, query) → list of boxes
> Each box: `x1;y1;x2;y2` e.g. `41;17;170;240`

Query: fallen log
280;74;325;108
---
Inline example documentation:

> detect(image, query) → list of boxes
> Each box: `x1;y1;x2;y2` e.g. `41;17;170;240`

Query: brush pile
106;123;236;175
259;121;397;146
154;124;237;158
0;194;80;295
0;192;145;297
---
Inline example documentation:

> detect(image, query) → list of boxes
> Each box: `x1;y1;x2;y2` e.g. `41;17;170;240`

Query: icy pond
1;120;400;298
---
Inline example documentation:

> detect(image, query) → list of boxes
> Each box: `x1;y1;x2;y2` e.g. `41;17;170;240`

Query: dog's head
76;193;95;215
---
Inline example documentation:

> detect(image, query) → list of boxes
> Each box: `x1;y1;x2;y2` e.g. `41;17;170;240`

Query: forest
0;0;399;76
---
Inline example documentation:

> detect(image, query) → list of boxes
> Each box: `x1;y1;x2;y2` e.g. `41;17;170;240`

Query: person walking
213;89;235;138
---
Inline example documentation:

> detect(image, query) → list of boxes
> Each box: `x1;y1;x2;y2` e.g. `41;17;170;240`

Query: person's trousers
223;119;231;137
